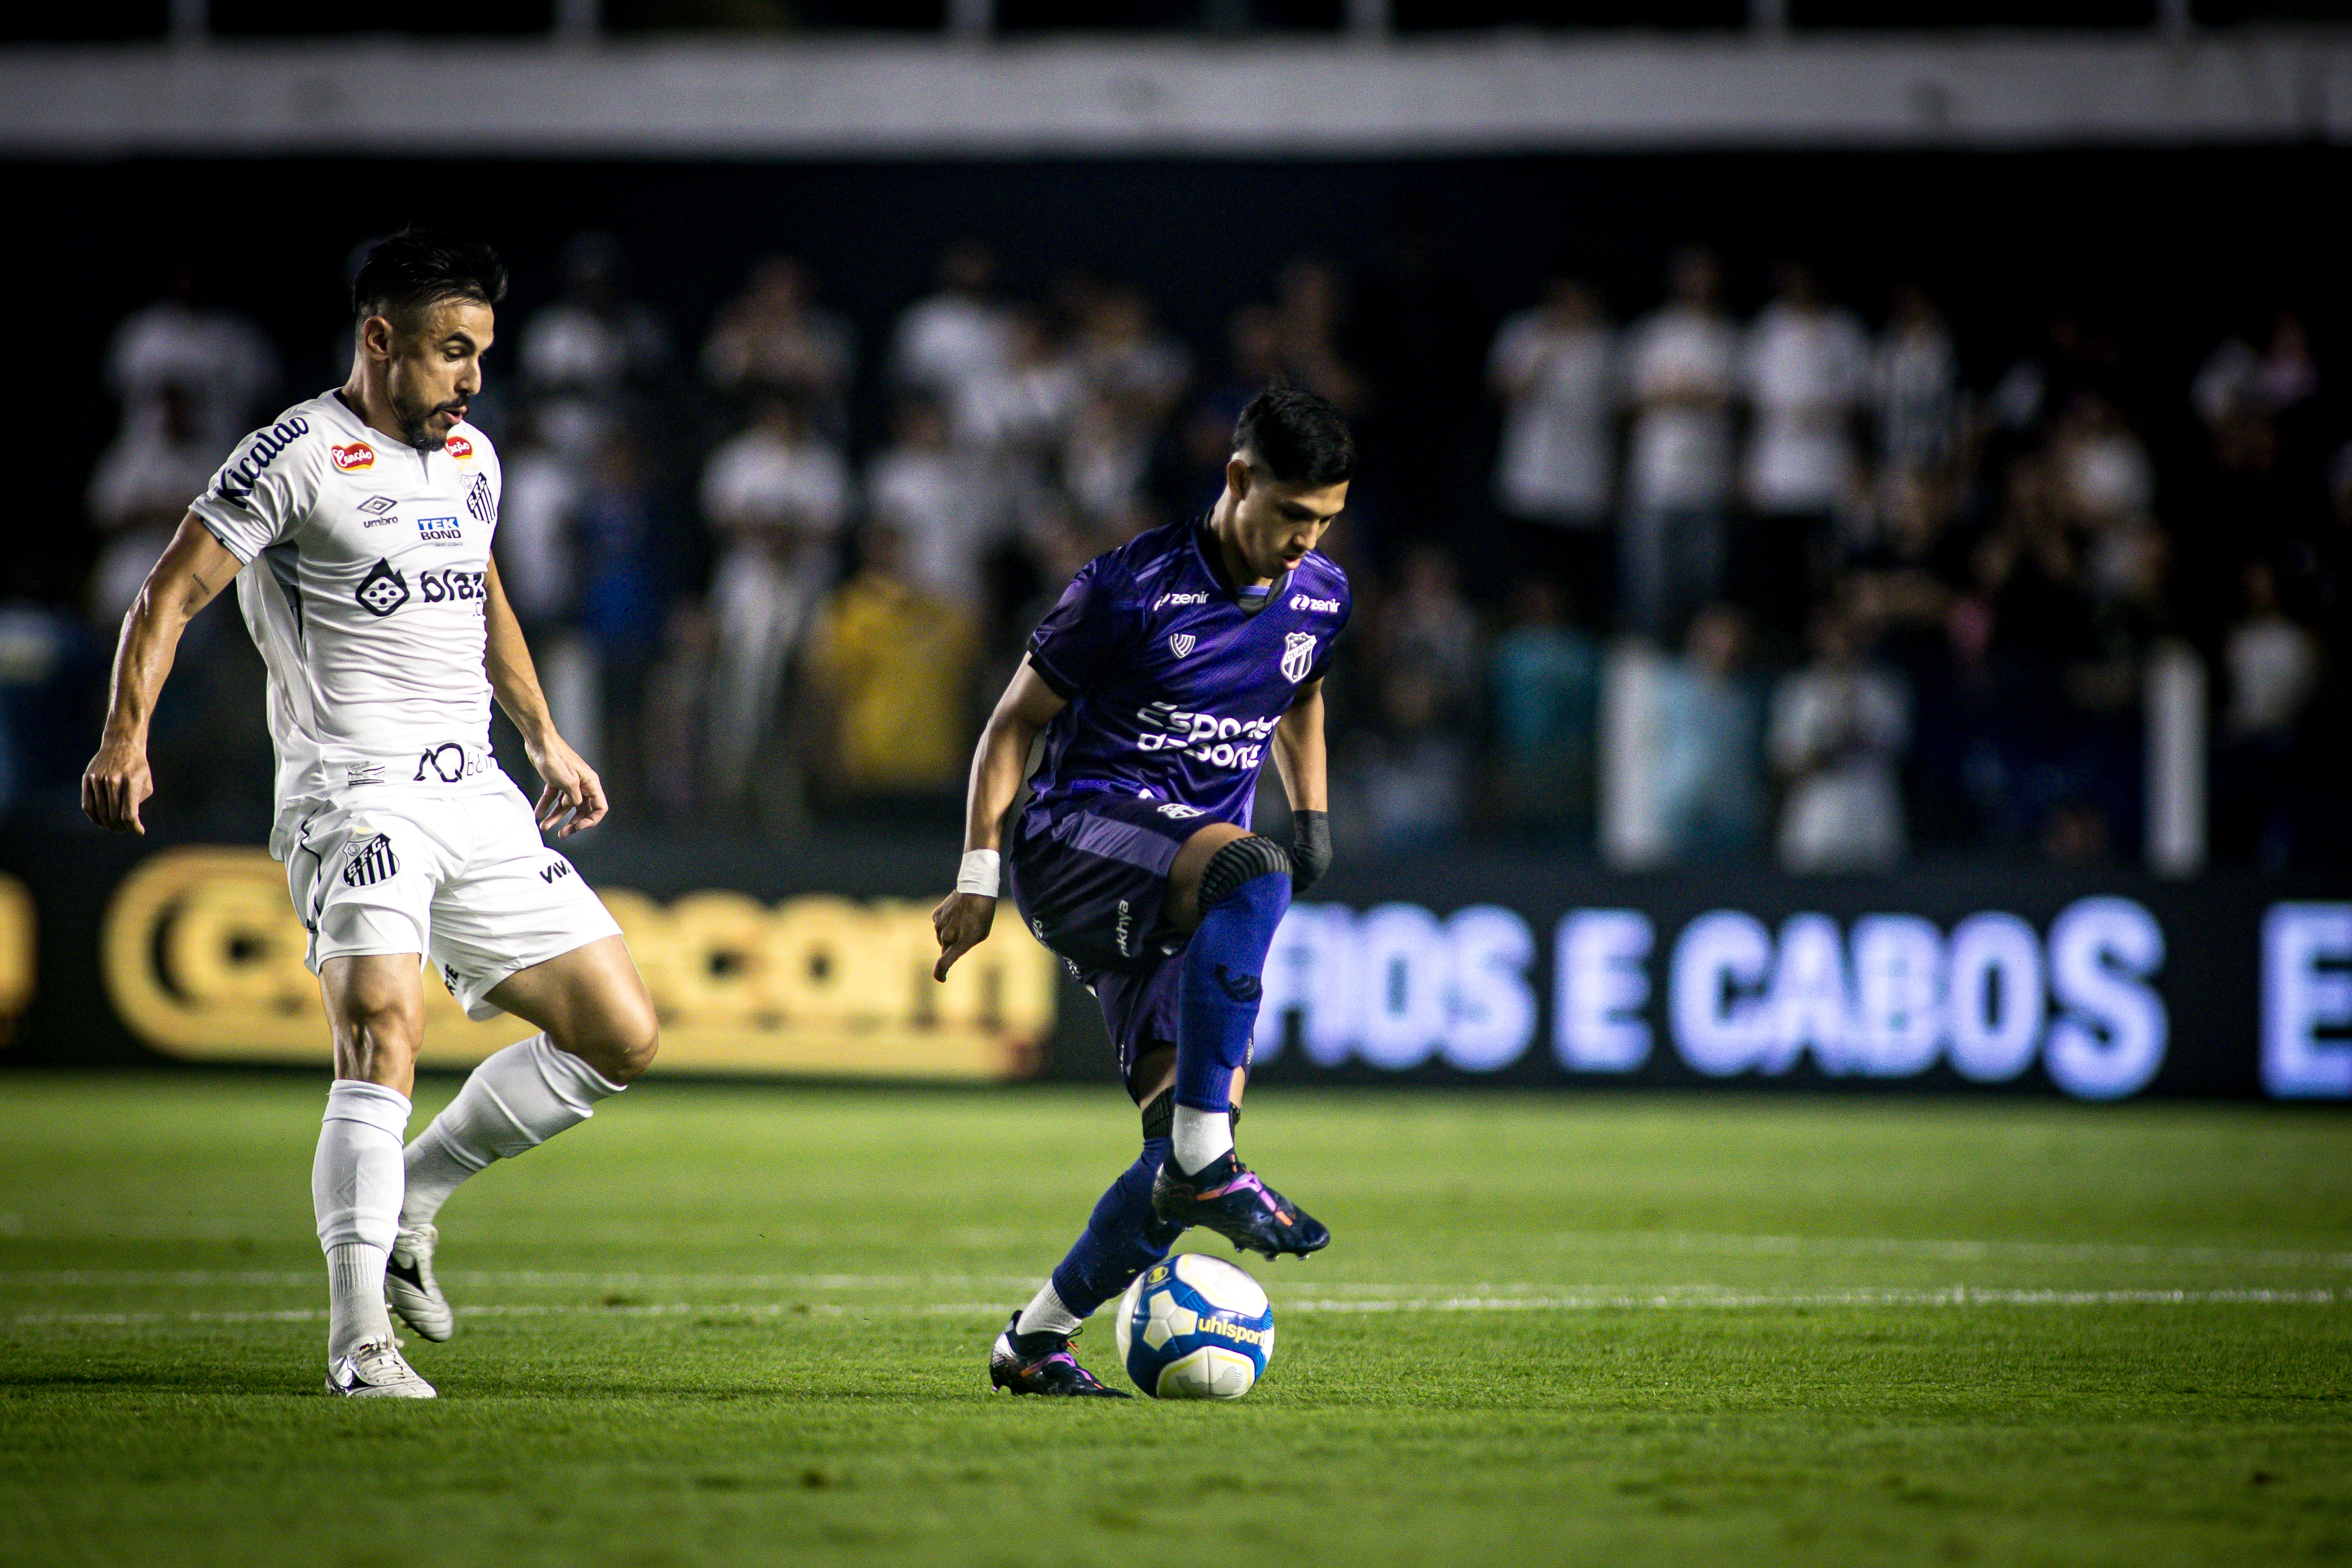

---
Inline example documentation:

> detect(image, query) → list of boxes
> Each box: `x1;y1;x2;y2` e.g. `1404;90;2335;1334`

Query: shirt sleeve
187;422;318;563
1025;560;1125;700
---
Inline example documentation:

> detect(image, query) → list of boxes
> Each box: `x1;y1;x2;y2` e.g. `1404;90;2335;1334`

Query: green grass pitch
2;1073;2347;1567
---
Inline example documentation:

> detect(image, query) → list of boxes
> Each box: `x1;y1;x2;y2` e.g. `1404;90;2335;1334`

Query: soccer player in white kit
82;232;660;1399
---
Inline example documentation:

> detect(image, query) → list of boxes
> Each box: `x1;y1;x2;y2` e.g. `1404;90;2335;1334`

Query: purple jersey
1023;515;1350;831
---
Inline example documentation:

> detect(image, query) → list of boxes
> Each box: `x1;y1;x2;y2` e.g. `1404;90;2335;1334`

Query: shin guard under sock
1174;862;1289;1172
314;1080;410;1360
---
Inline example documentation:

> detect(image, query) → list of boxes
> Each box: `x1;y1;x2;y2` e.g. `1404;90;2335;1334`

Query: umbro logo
358;495;396;517
1169;634;1195;658
355;559;410;617
539;860;572;884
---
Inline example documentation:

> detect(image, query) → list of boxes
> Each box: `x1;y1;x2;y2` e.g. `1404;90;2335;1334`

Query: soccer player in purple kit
932;387;1353;1396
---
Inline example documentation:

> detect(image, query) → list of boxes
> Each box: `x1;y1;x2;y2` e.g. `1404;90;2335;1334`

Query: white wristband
955;849;1002;898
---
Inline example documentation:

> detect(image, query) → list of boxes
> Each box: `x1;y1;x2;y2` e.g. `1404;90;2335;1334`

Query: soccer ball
1113;1252;1275;1400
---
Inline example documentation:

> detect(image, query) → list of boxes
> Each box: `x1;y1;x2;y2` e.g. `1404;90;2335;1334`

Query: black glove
1289;809;1332;895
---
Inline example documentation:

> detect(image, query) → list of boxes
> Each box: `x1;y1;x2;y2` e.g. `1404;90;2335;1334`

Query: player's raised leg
1149;823;1330;1258
315;954;436;1398
389;935;657;1341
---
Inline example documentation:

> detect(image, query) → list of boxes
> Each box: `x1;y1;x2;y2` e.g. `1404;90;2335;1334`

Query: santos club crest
1281;632;1317;684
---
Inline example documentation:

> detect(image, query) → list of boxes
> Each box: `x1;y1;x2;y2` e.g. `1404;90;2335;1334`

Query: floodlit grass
1;1073;2348;1566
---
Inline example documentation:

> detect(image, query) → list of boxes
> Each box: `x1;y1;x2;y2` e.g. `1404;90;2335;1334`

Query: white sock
1171;1104;1235;1176
313;1079;410;1362
1014;1282;1082;1339
401;1034;625;1229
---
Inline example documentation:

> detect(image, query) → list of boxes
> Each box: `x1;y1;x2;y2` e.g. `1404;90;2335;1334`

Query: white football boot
324;1341;437;1399
385;1223;454;1342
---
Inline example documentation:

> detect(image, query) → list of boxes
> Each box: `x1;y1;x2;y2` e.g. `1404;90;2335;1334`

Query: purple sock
1175;870;1289;1115
1047;1137;1184;1317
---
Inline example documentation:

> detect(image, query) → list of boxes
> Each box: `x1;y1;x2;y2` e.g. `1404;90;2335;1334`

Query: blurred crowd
10;234;2350;872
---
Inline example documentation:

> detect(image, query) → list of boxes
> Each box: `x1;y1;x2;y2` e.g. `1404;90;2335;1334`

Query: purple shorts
1009;792;1223;1090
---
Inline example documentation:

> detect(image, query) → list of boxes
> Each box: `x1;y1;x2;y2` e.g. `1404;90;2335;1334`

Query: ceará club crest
1281;632;1316;683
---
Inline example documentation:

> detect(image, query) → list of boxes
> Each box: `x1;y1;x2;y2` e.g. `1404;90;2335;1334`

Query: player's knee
1197;834;1292;914
563;999;658;1085
328;987;423;1076
609;1014;659;1083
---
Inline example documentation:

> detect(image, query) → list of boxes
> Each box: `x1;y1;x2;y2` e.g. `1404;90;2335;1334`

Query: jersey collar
1189;513;1295;616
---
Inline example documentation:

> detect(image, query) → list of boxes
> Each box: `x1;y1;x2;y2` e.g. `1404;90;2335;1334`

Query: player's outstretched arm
932;659;1066;981
83;515;244;835
482;559;606;838
1272;677;1333;892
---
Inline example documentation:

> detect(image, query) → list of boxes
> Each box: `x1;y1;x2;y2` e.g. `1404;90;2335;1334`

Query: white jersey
190;390;508;860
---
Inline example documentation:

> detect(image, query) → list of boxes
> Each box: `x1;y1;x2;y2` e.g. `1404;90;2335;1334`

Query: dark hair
1234;386;1355;488
350;229;508;331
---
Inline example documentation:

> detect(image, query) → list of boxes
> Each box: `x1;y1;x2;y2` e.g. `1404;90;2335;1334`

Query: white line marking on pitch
7;1234;2351;1297
1533;1232;2352;1270
8;1287;2341;1329
0;1269;1041;1291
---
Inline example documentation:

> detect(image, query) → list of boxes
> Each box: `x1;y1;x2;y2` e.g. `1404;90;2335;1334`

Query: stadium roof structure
3;28;2351;157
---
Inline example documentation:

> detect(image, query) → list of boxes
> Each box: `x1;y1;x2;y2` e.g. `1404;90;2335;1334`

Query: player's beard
390;383;466;453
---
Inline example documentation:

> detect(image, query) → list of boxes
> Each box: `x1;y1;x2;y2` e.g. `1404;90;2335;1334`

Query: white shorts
286;776;623;1021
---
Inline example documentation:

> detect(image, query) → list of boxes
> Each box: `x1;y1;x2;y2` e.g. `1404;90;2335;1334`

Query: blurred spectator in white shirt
1742;263;1870;636
1622;249;1739;642
2224;560;2316;743
700;395;849;806
1769;604;1910;873
953;308;1079;456
1492;279;1616;525
1490;279;1616;624
2217;558;2319;868
86;382;219;627
1074;284;1190;426
865;394;998;615
519;233;671;457
891;238;1012;408
489;408;581;637
106;264;278;453
2052;391;2155;526
701;255;856;439
1744;264;1868;516
1871;283;1960;477
1653;603;1764;858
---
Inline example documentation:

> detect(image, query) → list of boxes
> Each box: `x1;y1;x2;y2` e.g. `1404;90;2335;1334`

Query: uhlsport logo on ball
1113;1252;1275;1399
